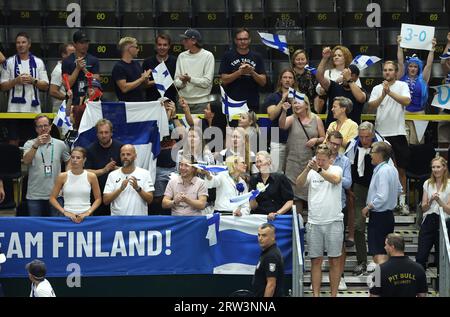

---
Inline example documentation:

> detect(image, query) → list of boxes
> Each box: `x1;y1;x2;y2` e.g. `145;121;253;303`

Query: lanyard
40;142;54;165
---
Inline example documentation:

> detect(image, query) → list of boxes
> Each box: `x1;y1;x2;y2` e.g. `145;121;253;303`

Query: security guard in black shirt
370;233;427;297
252;223;284;297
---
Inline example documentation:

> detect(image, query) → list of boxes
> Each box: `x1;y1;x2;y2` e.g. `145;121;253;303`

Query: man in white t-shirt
0;32;49;145
368;61;411;215
49;43;75;112
103;144;154;216
297;145;343;297
26;259;56;297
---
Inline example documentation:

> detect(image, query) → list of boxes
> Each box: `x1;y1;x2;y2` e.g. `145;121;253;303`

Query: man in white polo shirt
103;144;154;215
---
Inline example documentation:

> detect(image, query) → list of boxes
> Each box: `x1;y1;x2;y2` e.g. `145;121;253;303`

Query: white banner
431;84;450;110
400;24;435;51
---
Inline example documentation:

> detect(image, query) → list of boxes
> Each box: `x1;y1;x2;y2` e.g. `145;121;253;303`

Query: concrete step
302;268;436;285
303;255;436;272
302;289;439;297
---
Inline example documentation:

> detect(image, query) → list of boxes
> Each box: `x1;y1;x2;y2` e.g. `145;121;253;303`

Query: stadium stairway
302;214;439;297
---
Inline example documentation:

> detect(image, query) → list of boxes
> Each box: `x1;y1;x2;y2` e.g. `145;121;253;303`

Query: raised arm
397;35;405;79
278;102;293;130
422;38;436;83
267;91;288;121
316;47;332;91
441;32;450;74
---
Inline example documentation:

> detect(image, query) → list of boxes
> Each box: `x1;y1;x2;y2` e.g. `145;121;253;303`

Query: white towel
357;147;371;177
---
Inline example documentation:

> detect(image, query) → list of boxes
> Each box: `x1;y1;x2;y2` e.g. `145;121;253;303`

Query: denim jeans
27;198;64;217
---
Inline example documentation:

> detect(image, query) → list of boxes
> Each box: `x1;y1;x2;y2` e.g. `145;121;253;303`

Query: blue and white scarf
11;54;39;107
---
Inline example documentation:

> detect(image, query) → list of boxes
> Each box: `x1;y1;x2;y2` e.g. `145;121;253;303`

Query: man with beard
85;119;123;215
368;61;411;215
103;144;154;216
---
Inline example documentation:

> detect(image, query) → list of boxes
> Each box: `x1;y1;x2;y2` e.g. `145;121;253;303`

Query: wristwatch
317;168;322;174
136;186;142;193
33;79;38;85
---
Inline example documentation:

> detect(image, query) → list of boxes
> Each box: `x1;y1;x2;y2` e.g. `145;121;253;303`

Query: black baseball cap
348;64;360;77
179;29;202;42
26;259;47;280
73;30;89;43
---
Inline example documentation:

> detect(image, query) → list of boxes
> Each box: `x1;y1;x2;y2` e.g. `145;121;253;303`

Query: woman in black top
249;151;293;220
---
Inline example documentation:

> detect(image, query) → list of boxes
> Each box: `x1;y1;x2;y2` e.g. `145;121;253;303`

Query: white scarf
357;147;371;177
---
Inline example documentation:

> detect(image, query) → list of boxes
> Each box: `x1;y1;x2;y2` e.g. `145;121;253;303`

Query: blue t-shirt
142;55;178;102
62;53;100;105
111;60;145;102
261;92;292;144
219;49;266;112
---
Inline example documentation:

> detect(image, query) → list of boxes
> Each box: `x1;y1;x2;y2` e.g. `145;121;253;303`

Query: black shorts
367;210;395;255
385;135;410;169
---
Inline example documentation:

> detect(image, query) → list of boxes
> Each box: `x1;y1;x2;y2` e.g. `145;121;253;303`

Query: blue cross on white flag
75;101;169;182
220;86;249;120
305;65;317;75
288;87;305;103
351;55;382;70
192;164;228;173
152;61;174;98
229;184;269;204
53;100;73;135
257;32;289;56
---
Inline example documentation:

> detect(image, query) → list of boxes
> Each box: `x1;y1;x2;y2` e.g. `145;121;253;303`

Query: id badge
78;81;85;93
44;165;52;177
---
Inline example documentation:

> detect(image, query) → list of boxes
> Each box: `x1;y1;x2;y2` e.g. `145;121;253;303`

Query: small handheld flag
53;100;73;135
152;61;174;98
220;86;249;120
257;32;289;56
288;87;305;103
351;55;381;70
229;184;269;204
192;164;228;173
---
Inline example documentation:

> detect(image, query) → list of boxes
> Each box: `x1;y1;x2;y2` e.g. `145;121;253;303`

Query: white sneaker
399;203;410;216
366;261;377;273
338;278;348;291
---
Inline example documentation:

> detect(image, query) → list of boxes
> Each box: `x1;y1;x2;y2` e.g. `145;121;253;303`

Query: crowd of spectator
1;27;450;297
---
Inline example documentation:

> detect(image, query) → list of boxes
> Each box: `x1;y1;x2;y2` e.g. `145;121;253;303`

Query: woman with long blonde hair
417;156;450;269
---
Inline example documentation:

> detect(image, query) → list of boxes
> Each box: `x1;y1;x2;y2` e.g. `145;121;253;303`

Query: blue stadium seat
230;0;265;28
44;27;74;58
83;0;118;27
342;28;380;56
85;28;121;59
193;0;228;28
45;0;79;27
0;27;6;50
265;0;302;29
302;0;338;28
120;28;155;59
6;1;43;26
201;29;231;60
156;0;191;27
119;0;155;27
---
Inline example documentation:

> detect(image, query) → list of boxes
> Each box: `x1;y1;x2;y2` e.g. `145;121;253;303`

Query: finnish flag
351;55;381;70
305;64;317;75
257;32;289;56
220;86;249;120
152;61;174;98
288;87;305;103
53;100;73;135
75;101;169;182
